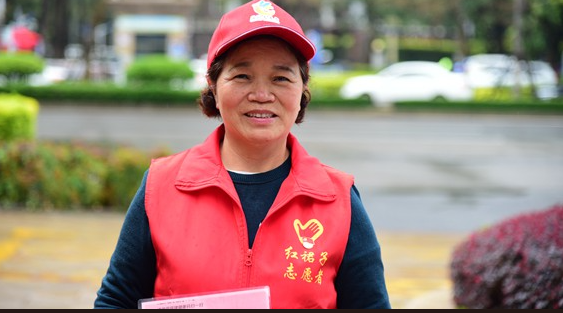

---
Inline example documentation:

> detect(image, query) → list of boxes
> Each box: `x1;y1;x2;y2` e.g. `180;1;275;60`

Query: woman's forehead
225;36;299;62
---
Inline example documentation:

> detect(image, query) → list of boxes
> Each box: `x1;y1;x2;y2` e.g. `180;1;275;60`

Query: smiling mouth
245;113;276;119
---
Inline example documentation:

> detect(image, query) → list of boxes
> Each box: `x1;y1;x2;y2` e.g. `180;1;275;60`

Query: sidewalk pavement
0;210;466;309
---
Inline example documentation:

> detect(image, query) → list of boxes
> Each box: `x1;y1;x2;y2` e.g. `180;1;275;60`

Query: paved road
36;105;563;233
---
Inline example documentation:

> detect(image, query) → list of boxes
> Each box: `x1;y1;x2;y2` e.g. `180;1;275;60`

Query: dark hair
198;36;312;124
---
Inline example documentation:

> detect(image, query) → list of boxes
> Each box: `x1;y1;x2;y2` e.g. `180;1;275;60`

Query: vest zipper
245;249;253;286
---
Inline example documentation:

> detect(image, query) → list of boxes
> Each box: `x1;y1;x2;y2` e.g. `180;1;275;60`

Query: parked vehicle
185;57;207;91
461;54;559;100
340;61;474;106
29;63;70;86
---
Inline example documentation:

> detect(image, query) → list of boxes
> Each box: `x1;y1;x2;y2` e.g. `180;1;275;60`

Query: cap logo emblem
250;0;280;24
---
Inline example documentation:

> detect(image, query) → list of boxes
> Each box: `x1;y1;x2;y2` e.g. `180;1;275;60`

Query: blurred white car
462;54;559;100
29;64;70;86
340;61;474;106
185;57;207;91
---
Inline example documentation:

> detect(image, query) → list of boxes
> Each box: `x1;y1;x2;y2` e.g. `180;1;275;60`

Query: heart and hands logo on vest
294;219;324;249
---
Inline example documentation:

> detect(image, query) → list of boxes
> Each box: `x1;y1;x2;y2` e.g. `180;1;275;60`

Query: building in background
106;0;246;84
107;0;197;83
107;0;195;83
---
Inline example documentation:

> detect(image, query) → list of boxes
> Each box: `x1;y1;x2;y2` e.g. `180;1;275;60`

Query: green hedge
0;93;40;142
0;52;45;84
0;83;202;105
395;99;563;114
0;140;171;211
0;82;372;108
1;82;562;114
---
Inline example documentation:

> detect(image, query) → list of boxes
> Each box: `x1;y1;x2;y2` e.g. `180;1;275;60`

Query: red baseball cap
207;0;317;69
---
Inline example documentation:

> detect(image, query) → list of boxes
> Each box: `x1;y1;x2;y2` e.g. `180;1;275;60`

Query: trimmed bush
0;93;40;142
0;52;45;84
450;205;563;309
126;55;194;88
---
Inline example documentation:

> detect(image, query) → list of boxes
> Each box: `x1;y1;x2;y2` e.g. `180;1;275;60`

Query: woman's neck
221;135;290;174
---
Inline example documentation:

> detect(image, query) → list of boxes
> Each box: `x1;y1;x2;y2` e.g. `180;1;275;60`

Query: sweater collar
174;125;337;202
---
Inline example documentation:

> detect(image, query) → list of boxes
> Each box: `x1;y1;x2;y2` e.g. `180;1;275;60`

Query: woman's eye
234;74;250;80
274;76;290;82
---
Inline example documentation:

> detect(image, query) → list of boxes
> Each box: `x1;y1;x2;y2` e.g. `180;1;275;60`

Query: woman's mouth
245;113;276;119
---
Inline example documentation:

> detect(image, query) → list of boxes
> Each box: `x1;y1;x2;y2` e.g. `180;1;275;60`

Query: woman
94;0;391;309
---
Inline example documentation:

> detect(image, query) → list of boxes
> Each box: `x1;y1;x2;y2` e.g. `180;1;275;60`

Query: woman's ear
206;76;215;95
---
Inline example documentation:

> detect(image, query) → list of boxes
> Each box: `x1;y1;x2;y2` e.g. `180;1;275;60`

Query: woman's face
214;37;304;146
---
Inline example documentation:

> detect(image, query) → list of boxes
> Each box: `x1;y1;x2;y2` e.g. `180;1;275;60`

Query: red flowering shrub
450;205;563;309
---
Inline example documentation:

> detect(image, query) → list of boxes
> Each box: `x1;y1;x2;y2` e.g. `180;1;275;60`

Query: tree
5;0;69;57
3;0;562;75
452;0;471;59
40;0;70;58
5;0;108;60
527;0;563;68
73;0;108;79
0;0;6;39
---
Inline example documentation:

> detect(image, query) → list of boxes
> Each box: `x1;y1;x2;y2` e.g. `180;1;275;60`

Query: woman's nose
248;81;275;103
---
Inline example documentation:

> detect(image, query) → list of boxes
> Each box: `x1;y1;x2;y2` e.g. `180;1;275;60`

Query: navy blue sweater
94;158;391;309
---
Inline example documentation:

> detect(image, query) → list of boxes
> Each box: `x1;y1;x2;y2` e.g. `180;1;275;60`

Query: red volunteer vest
145;126;354;309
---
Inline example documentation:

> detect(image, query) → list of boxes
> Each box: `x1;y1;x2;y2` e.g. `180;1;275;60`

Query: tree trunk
453;0;470;60
0;0;6;40
50;0;70;58
512;0;526;98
